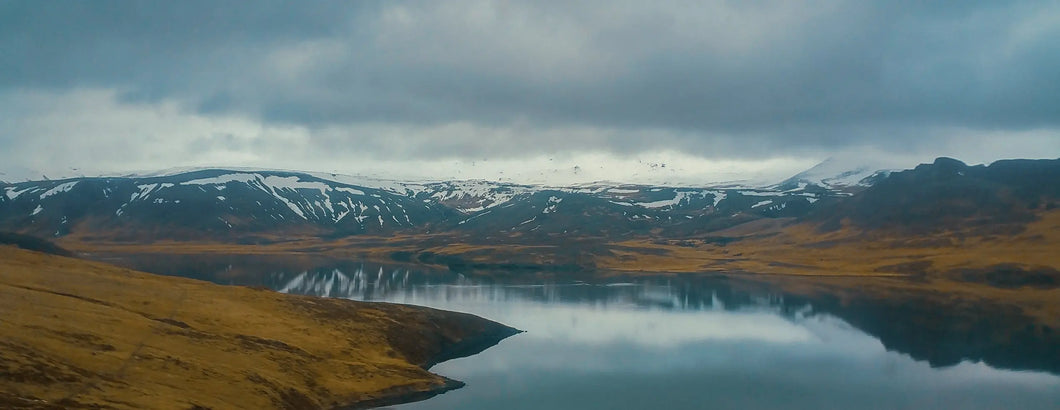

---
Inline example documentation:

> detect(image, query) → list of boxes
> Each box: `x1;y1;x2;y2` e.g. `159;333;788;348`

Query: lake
103;254;1060;409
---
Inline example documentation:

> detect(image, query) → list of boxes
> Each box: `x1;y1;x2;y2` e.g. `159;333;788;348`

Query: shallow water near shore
106;254;1060;409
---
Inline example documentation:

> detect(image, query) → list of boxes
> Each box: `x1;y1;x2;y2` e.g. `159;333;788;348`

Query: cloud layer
1;1;1058;181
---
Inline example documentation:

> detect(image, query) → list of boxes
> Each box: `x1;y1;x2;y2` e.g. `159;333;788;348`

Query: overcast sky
2;1;1058;184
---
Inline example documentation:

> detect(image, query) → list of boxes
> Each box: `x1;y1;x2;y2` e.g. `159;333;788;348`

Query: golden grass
597;210;1060;327
0;246;510;409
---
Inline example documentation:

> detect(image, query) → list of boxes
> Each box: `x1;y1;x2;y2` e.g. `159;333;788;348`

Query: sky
1;1;1058;185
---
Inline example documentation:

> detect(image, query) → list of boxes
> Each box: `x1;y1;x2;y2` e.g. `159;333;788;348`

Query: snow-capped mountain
773;157;895;194
0;170;458;239
0;160;901;239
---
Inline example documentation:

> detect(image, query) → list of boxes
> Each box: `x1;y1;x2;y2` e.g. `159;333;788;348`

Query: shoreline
342;321;523;409
338;377;464;410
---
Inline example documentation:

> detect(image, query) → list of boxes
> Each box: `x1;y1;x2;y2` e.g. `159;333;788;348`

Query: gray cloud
1;0;1058;164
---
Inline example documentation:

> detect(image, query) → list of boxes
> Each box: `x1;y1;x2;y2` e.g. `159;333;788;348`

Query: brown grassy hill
598;208;1060;328
0;246;518;410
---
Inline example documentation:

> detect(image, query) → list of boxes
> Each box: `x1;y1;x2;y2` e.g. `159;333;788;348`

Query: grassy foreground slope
0;246;518;410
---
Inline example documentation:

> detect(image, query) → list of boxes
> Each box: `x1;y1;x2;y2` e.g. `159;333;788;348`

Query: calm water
106;254;1060;409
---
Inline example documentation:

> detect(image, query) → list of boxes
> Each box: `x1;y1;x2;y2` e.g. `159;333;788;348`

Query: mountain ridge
0;160;857;240
2;157;1057;243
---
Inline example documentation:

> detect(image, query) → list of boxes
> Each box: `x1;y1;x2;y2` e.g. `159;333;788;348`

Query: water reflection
100;253;1060;409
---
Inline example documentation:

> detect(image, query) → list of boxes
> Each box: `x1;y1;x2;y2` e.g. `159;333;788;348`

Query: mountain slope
812;157;1060;233
773;157;894;194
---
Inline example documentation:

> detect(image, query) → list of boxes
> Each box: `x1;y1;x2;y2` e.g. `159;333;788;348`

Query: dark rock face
812;158;1060;233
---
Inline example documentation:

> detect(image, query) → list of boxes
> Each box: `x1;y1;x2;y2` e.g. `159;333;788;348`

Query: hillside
0;246;518;409
812;157;1060;234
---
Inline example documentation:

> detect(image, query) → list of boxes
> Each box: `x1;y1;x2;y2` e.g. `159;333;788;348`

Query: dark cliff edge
809;157;1060;233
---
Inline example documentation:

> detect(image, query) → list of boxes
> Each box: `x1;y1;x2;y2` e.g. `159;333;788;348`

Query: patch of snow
335;187;365;196
635;191;698;208
31;205;43;215
420;180;535;213
130;183;174;203
779;157;899;189
459;210;493;225
5;186;36;200
542;196;563;214
783;182;809;193
739;190;783;197
39;181;79;200
752;200;773;208
181;173;260;186
710;191;727;207
262;175;331;195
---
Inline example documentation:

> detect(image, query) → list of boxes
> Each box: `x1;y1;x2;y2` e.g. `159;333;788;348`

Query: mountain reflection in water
102;253;1060;410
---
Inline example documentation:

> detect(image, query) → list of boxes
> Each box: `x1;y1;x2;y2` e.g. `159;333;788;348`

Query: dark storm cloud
1;0;1058;159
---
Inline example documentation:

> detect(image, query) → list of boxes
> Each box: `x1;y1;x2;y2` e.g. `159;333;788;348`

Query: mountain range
0;157;901;241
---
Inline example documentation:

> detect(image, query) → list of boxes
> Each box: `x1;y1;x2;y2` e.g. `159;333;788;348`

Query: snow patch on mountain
542;196;563;214
777;157;896;191
39;182;79;200
181;173;260;186
414;180;536;214
710;191;727;207
5;186;35;200
738;190;784;197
